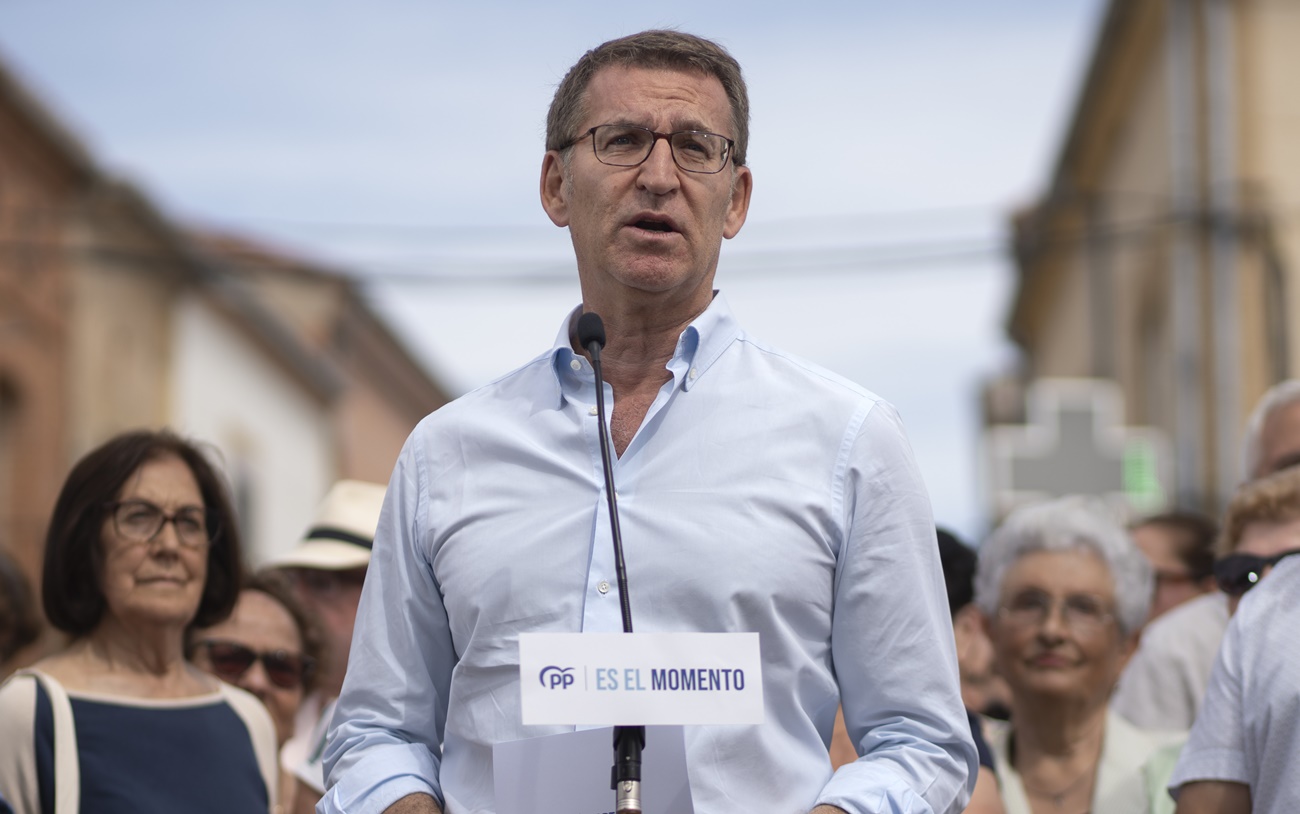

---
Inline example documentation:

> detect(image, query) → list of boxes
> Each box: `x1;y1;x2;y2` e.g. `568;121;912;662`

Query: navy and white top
0;671;277;814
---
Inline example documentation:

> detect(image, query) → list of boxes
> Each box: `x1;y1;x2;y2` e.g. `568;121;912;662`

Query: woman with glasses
974;497;1179;814
0;430;278;813
189;570;325;813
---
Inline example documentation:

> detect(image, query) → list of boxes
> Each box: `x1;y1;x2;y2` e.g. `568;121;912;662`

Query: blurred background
1;0;1293;576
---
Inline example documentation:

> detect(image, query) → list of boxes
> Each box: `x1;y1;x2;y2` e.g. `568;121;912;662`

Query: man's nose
636;138;680;194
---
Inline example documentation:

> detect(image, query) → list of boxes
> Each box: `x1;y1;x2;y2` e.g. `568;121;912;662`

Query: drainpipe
1166;0;1205;507
1205;0;1240;501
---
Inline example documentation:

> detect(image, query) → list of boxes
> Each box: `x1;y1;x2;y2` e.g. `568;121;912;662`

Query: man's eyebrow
673;117;720;133
601;116;721;133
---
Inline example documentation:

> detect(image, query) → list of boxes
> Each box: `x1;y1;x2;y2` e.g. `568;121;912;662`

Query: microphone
578;311;644;814
577;311;606;354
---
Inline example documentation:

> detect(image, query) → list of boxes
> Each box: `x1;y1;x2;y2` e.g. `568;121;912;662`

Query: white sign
519;632;764;726
493;725;693;814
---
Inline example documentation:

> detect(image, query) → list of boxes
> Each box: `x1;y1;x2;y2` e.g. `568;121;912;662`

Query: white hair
1241;380;1300;479
974;496;1153;636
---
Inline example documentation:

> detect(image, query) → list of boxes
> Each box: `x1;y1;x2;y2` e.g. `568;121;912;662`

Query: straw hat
268;480;387;571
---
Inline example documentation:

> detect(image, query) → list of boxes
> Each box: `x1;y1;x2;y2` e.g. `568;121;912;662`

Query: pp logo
539;665;576;690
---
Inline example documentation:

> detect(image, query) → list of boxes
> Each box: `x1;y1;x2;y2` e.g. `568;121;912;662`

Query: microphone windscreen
577;311;606;350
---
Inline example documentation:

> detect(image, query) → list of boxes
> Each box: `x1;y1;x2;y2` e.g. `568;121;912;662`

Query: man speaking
319;30;975;814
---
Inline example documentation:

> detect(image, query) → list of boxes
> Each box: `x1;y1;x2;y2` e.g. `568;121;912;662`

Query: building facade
1005;0;1299;512
0;52;451;669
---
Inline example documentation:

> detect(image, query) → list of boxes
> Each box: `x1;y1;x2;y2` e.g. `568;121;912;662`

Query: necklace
1009;731;1097;812
1019;762;1094;811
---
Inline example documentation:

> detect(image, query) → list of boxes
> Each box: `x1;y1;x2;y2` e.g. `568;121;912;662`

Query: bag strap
13;669;80;814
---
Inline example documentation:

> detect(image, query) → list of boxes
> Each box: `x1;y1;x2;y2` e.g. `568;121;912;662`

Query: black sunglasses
196;639;314;690
1213;548;1300;597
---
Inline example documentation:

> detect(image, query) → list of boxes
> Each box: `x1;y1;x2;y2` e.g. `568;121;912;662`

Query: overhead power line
0;203;1264;287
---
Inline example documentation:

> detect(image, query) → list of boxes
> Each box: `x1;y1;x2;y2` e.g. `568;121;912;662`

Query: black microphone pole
577;311;645;814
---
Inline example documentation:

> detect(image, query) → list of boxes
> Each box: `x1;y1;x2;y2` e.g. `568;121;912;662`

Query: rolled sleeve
819;401;976;814
317;746;442;814
321;430;456;811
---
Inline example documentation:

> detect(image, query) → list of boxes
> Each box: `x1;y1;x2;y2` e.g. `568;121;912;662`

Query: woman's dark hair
187;569;329;695
42;429;243;636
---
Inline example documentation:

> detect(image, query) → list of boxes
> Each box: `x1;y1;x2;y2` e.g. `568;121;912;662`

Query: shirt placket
562;355;623;634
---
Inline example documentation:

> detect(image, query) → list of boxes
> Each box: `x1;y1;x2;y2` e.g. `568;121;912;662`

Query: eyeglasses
562;124;735;174
107;500;217;548
998;590;1115;634
1152;568;1197;587
195;639;314;690
1213;548;1300;597
283;568;367;601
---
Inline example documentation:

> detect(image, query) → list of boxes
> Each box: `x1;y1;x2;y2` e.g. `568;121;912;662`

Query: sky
0;1;1106;540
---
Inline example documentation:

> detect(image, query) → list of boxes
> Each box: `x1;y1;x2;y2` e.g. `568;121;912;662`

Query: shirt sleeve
319;432;454;814
1111;626;1192;730
1168;605;1248;795
814;401;977;814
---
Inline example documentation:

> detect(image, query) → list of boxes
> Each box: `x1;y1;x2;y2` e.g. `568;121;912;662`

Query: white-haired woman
976;497;1179;814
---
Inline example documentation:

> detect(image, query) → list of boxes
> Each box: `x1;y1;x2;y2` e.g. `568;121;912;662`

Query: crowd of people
833;378;1300;813
1;27;1299;814
0;431;386;814
3;393;1296;814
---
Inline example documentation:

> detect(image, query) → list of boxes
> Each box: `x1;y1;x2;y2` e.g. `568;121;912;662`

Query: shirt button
688;367;698;380
597;580;611;595
588;405;599;416
570;359;582;371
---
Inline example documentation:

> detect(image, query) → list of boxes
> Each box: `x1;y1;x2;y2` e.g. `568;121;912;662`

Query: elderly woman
0;430;278;813
189;570;325;812
975;497;1178;814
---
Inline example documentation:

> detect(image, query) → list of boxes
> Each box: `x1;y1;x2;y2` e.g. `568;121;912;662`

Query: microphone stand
578;312;645;814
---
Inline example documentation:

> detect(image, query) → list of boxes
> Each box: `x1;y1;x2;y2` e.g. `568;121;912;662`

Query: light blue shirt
320;294;975;814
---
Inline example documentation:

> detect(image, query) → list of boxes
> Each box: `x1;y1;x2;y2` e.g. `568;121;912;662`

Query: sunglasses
1213;548;1300;598
196;639;315;690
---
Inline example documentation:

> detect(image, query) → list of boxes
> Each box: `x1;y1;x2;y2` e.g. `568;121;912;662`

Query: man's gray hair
974;496;1154;636
1241;379;1300;479
546;30;750;167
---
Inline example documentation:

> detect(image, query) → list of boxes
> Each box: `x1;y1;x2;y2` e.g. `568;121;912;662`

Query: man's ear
540;151;570;227
722;164;752;239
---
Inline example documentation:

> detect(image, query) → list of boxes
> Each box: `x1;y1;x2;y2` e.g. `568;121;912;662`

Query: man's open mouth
632;217;677;233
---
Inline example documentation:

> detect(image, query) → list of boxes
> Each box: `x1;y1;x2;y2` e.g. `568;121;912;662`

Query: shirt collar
547;292;742;403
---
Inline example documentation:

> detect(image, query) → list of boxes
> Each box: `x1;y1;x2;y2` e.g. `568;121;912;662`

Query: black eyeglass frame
1213;548;1300;597
104;499;220;548
194;638;316;690
560;124;736;174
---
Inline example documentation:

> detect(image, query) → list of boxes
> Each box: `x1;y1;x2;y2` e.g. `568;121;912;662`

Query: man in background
1169;467;1300;812
1113;380;1300;731
1240;379;1300;479
1129;512;1217;622
268;479;386;813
